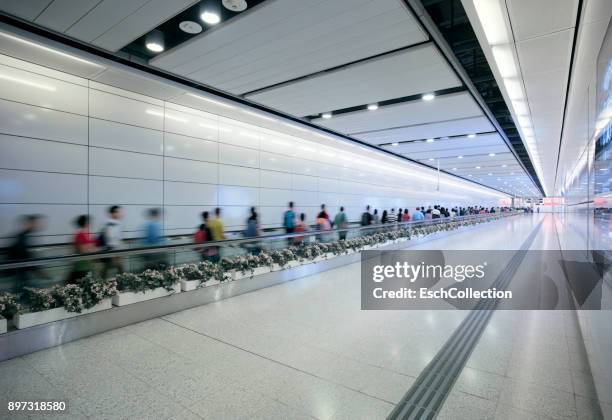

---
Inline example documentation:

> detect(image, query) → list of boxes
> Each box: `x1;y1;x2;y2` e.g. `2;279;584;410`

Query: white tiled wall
0;54;506;245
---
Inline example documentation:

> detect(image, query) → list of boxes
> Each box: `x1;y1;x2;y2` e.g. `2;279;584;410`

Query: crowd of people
4;203;510;285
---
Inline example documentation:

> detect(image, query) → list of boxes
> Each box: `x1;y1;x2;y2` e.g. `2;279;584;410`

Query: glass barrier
0;212;520;331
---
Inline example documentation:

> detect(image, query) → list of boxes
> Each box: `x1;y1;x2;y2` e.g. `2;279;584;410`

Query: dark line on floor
388;219;544;419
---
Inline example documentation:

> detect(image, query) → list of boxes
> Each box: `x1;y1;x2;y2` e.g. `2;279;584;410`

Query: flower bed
12;275;116;329
112;268;181;306
177;263;225;291
14;299;112;329
0;291;20;333
112;285;181;306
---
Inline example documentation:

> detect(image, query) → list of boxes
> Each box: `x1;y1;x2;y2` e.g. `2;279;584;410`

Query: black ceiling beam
305;86;466;120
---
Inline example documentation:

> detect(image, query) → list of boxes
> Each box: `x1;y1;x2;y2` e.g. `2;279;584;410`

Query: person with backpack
283;202;296;245
100;205;124;278
361;205;373;227
142;208;164;269
316;204;331;242
293;213;307;245
334;206;348;240
194;211;214;261
244;207;261;254
8;214;48;290
402;209;411;222
68;214;97;284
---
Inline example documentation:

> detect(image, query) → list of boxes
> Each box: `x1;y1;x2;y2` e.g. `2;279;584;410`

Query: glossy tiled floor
0;214;608;419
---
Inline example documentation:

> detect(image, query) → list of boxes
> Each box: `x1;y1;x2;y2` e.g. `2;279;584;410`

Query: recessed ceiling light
452;167;457;170
502;164;507;167
391;142;399;146
475;166;481;169
489;153;496;157
457;155;463;159
429;158;435;161
426;138;434;143
201;11;221;25
222;0;248;12
146;42;164;52
467;134;476;138
422;93;435;101
367;103;378;111
488;173;493;176
145;30;164;53
322;112;332;119
179;21;202;34
468;174;473;177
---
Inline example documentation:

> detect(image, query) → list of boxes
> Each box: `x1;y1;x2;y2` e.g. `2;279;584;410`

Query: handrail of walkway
0;212;520;270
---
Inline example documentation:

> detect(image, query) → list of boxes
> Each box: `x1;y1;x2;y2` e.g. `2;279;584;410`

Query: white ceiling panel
0;0;52;20
64;0;149;42
151;0;427;95
516;28;573;191
34;0;100;33
522;70;568;116
245;44;461;117
1;0;198;52
315;92;482;134
354;116;494;144
91;0;198;52
506;0;578;41
516;29;574;76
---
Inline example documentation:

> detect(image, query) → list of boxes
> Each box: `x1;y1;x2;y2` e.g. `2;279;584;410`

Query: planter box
112;283;181;307
180;278;211;291
0;318;6;334
205;279;221;287
271;260;301;271
14;299;112;330
231;266;271;281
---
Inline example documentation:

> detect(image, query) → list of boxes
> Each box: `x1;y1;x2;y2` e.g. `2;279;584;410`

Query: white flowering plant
22;287;60;313
0;292;20;319
223;254;262;275
78;273;117;310
269;249;297;267
161;267;181;291
178;264;204;281
257;251;274;268
198;261;229;283
51;284;83;313
114;272;143;292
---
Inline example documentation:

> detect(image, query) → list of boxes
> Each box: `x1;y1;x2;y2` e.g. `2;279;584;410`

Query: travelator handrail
0;212;517;270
